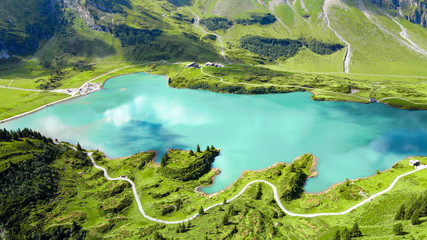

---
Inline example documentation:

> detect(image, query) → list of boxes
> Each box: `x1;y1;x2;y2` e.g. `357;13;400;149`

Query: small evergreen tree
288;164;295;172
227;205;235;216
411;209;421;225
189;150;194;156
210;145;215;151
222;213;229;225
333;230;341;240
12;132;18;141
395;204;406;220
341;228;350;240
160;154;168;167
199;206;204;215
255;183;263;200
206;146;210;151
196;144;201;152
393;223;404;235
77;142;82;152
350;222;362;237
223;198;227;205
153;231;164;240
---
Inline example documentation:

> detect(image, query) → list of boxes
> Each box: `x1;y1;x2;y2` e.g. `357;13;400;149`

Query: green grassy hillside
1;135;426;239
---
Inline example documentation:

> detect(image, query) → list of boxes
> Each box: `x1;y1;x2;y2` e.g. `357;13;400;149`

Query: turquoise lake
2;72;427;193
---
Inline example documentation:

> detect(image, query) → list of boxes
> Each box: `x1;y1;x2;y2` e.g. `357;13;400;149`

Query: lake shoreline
1;65;426;124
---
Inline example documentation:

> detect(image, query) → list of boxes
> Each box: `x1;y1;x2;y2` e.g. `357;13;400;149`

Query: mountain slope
0;0;426;76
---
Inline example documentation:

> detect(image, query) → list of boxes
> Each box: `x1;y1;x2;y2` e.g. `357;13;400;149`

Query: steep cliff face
370;0;427;27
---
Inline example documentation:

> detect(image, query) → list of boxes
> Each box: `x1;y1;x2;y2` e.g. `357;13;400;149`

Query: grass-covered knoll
159;145;220;181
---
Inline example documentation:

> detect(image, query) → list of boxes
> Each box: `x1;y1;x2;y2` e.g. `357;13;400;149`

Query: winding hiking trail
323;0;351;73
86;150;427;224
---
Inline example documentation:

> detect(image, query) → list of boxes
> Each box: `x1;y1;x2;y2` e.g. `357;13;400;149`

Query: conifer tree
255;183;263;200
227;205;235;216
77;142;82;151
393;223;404;235
189;150;194;156
223;198;227;205
411;209;421;225
196;144;201;152
206;146;210;151
210;145;215;151
222;213;229;225
333;230;341;240
160;154;168;167
395;204;405;220
341;228;350;240
350;222;362;237
199;206;204;215
231;225;238;234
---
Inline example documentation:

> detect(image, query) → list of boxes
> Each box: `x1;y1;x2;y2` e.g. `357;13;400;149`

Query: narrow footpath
86;150;427;224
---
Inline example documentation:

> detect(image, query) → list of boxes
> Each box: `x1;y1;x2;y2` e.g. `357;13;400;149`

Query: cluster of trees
171;13;194;23
159;145;220;181
112;25;163;47
333;223;362;240
0;143;62;238
299;38;344;55
235;13;276;26
394;191;427;228
202;34;217;41
200;17;233;31
182;80;294;95
278;155;313;201
0;128;54;144
240;36;345;59
176;221;192;233
200;14;277;31
240;36;303;59
29;222;87;240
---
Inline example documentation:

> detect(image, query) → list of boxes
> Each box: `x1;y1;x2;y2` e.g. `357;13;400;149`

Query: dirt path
86;150;427;223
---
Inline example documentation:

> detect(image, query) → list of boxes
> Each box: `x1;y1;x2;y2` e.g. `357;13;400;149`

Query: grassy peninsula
1;131;426;239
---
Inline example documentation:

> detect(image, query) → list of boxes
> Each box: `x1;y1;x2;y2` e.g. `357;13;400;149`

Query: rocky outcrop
62;0;103;31
370;0;427;27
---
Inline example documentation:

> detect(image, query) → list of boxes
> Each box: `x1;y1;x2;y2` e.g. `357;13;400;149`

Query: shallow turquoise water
2;73;427;193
